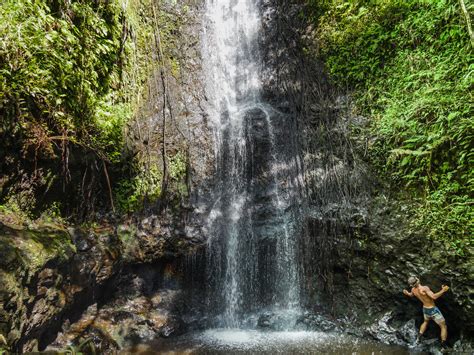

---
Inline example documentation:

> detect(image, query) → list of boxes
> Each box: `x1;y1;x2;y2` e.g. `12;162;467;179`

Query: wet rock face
258;0;474;347
325;199;474;340
119;212;206;264
124;0;214;209
0;223;122;352
0;211;204;352
298;192;474;341
46;263;186;353
296;313;339;333
296;167;474;344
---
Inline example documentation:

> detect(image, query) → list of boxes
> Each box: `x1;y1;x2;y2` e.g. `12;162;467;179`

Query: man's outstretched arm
425;285;449;300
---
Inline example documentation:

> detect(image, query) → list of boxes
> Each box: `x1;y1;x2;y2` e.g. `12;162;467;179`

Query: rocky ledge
0;211;204;353
46;263;188;353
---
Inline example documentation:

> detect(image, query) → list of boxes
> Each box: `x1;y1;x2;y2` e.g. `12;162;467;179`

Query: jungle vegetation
305;0;473;252
0;0;187;219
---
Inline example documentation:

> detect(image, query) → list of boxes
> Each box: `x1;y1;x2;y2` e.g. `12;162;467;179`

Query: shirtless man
403;276;449;348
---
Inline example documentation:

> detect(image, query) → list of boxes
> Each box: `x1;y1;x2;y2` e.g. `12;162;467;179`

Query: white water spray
203;0;301;327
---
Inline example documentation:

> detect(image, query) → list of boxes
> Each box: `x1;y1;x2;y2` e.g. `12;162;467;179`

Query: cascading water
202;0;304;328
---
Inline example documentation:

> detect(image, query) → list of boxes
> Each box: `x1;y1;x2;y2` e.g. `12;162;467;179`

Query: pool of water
123;329;422;354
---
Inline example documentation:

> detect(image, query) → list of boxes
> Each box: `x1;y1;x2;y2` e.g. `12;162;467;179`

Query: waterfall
202;0;303;328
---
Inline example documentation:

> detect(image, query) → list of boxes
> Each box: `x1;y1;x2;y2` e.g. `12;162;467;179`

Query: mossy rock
0;221;75;275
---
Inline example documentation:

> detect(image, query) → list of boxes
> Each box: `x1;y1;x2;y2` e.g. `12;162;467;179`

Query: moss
117;223;137;247
19;231;72;271
0;213;75;291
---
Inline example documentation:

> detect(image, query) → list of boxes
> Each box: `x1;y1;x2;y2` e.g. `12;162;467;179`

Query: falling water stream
202;0;301;328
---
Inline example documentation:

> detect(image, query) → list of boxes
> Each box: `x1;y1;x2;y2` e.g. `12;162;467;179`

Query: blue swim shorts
423;306;445;324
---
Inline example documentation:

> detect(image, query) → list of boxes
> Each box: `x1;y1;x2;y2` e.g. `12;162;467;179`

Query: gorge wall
1;0;473;353
259;0;474;343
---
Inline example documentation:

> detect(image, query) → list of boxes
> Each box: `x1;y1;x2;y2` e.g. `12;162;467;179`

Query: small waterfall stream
202;0;303;328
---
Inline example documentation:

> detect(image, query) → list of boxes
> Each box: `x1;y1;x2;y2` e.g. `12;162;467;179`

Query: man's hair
408;276;419;287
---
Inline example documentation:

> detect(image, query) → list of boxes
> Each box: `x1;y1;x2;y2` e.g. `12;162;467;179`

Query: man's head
408;276;420;288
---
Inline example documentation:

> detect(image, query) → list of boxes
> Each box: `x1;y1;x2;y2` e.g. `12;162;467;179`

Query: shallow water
123;329;420;354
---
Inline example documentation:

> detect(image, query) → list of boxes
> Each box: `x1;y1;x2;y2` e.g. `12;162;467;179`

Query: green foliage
40;201;64;222
115;166;163;213
115;150;188;213
0;0;127;161
169;151;186;180
0;169;55;217
416;178;473;255
306;0;473;250
0;0;185;216
169;151;188;198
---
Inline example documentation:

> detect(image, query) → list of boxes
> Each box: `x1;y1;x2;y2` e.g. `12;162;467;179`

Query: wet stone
398;319;418;344
257;312;274;328
297;313;338;332
75;238;91;252
160;316;186;338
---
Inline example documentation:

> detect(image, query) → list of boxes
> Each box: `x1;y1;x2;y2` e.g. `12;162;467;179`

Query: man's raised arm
403;289;414;297
425;285;449;300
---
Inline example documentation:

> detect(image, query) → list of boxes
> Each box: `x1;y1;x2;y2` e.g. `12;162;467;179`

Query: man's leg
434;309;448;347
438;320;447;342
419;319;429;336
417;319;430;343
